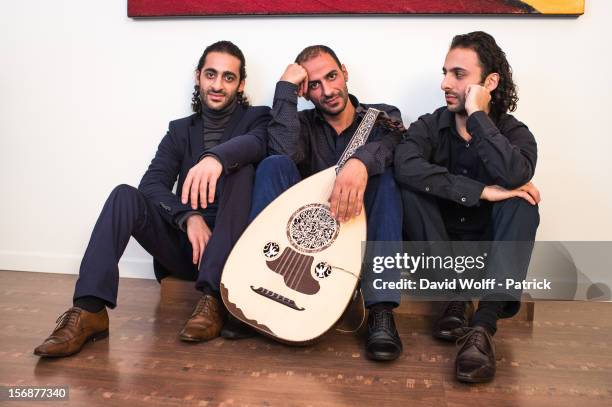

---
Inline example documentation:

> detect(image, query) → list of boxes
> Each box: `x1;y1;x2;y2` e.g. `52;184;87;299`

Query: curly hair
450;31;518;120
191;40;249;114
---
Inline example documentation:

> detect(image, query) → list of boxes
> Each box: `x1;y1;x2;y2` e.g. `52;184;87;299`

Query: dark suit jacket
138;104;271;228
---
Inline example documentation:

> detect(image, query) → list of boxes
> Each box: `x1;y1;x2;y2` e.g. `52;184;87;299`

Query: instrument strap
335;107;381;173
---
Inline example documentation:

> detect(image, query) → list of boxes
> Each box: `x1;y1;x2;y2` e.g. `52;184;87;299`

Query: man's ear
484;72;499;92
194;70;201;87
341;64;349;82
238;79;245;93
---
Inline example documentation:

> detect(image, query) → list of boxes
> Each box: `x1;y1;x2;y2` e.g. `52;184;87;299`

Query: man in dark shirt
249;45;404;361
394;32;540;382
34;41;271;358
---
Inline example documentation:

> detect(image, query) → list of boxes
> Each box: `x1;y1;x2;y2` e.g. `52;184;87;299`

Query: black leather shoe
365;309;402;361
220;315;256;339
433;300;474;341
455;326;496;383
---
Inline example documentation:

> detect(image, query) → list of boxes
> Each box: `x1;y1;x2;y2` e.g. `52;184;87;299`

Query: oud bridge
250;286;305;311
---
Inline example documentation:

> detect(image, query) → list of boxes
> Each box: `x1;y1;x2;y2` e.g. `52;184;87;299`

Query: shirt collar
439;107;454;130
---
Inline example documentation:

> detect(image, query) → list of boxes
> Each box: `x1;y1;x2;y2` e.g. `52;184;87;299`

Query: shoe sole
432;330;461;342
456;373;495;383
178;334;205;342
34;329;109;358
179;332;220;342
365;345;402;361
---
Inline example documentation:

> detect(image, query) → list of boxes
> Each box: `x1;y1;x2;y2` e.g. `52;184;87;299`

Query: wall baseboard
0;250;155;279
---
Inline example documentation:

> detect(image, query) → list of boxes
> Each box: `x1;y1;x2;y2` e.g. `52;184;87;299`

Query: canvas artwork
128;0;584;17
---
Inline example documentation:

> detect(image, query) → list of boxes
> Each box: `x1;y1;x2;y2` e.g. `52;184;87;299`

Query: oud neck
335;108;381;171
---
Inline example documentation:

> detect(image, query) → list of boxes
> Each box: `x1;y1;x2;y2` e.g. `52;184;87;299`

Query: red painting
128;1;584;17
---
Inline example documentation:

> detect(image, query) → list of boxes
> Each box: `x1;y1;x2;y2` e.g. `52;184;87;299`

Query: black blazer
138;104;271;227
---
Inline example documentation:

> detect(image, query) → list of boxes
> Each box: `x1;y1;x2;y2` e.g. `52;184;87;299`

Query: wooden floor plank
0;270;611;406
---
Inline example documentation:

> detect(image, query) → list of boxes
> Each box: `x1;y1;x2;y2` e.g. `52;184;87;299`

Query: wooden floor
0;271;611;407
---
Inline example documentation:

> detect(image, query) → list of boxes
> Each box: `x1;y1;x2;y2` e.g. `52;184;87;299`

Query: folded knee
494;197;540;223
109;184;141;204
255;155;298;179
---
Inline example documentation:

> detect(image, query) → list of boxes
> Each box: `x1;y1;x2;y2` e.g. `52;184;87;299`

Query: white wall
1;1;610;279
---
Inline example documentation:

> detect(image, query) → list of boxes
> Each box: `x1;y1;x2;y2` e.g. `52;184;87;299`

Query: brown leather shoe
179;295;225;342
433;300;474;341
455;326;496;383
34;307;109;357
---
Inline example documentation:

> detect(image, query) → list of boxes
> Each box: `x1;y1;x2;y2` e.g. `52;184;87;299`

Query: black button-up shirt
394;107;537;234
269;81;403;178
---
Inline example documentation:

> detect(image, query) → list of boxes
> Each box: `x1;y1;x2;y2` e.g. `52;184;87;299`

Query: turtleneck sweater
201;97;238;150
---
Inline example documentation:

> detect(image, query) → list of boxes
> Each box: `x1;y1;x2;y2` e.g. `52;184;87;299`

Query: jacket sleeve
394;118;485;207
138;121;194;227
204;106;272;174
467;111;537;189
351;106;403;176
267;81;310;164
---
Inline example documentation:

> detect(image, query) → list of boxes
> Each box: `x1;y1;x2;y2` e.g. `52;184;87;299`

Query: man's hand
517;181;542;204
480;184;539;206
465;84;491;116
280;63;308;97
181;156;223;210
329;158;368;223
186;214;212;267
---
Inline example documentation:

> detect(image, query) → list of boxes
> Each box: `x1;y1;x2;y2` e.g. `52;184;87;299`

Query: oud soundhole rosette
286;203;340;253
314;262;332;279
263;241;281;259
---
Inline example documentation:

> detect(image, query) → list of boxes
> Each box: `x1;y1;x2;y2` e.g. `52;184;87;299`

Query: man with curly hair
33;41;270;357
394;31;540;382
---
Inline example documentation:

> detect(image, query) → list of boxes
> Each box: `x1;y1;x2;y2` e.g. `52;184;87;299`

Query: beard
201;87;238;111
314;85;349;116
445;91;466;114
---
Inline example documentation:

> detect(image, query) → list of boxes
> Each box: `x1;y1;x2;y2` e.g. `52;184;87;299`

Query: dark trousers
400;188;539;318
73;165;255;308
249;155;403;307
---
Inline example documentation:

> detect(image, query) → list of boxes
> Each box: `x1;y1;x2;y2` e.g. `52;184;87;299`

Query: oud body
221;165;365;343
221;108;382;344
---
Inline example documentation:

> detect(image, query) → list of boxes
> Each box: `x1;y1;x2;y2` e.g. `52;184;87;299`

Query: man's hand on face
329;158;368;223
181;156;223;210
480;183;540;206
280;63;309;97
464;84;492;116
186;214;212;268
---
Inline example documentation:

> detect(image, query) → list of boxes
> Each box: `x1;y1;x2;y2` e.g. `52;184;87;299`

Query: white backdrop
1;1;610;279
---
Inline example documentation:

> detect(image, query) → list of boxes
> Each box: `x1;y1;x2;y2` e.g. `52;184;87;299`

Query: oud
221;108;381;344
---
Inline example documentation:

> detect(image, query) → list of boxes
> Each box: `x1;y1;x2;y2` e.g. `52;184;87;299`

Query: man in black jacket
394;32;540;382
250;45;404;361
34;41;270;357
